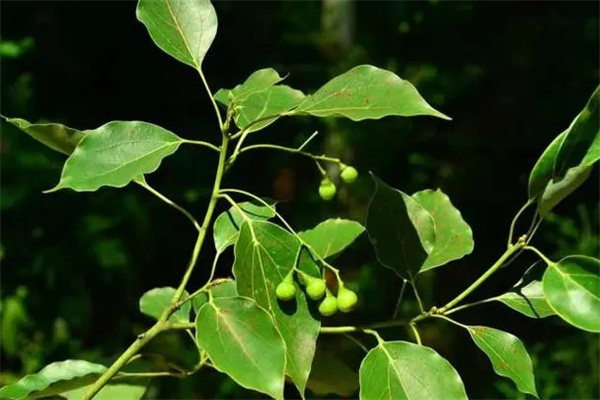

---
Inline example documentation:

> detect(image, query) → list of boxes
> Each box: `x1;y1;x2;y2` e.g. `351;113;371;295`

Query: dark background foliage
1;1;598;399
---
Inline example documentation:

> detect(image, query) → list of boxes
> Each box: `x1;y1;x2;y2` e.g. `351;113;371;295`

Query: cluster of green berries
275;270;358;317
318;164;358;201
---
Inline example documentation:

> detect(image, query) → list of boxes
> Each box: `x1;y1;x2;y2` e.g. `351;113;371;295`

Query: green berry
336;288;358;312
276;281;296;301
318;296;338;316
318;180;336;201
306;279;327;300
340;166;358;183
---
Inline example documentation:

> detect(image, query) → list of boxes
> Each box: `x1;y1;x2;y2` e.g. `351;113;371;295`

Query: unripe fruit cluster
276;271;358;317
317;164;359;201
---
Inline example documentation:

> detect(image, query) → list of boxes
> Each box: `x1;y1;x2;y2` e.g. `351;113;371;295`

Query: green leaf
537;164;593;217
467;326;538;397
307;347;358;397
195;296;286;400
496;261;555;319
554;86;600;178
359;341;467;400
136;0;217;69
192;279;238;312
2;116;84;156
411;189;474;271
139;287;190;323
542;255;600;332
63;382;147;400
366;174;435;280
213;200;276;253
47;121;182;192
214;68;286;106
293;65;450;121
233;220;320;397
528;131;566;200
0;360;107;399
298;218;364;259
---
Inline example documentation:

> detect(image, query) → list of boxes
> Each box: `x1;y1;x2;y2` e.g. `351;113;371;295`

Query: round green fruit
340;166;358;183
276;281;296;301
337;288;358;312
306;279;327;300
318;296;338;316
318;180;337;201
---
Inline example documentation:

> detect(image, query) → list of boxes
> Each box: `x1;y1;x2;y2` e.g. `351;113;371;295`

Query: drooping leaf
213;200;276;253
63;382;147;400
192;279;238;312
467;326;538;397
233;220;320;396
293;65;450;121
359;341;467;400
195;296;286;400
412;189;474;271
139;287;190;323
307;347;358;397
554;86;600;178
0;360;107;400
46;121;182;192
538;165;593;217
298;218;364;259
136;0;217;69
542;255;600;332
214;68;286;106
366;174;435;280
3;116;84;155
528;131;566;200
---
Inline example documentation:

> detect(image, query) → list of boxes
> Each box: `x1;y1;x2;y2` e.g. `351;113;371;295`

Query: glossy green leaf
543;255;600;332
195;296;286;400
298;218;364;259
554;86;600;178
139;287;190;323
366;174;435;280
214;68;285;106
3;116;84;156
307;347;358;397
192;279;238;312
63;382;147;400
528;131;566;200
233;220;320;396
0;360;107;399
213;200;276;253
293;65;450;121
136;0;217;69
412;189;474;271
46;121;182;192
538;164;593;217
359;341;467;400
497;281;554;319
467;326;538;397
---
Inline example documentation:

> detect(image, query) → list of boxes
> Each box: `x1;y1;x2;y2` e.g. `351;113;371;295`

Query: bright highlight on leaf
359;341;467;400
298;218;364;260
47;121;183;192
195;296;286;400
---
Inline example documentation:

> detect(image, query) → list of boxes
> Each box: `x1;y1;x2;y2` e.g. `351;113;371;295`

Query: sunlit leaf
46;121;182;192
2;116;84;156
63;382;147;400
192;279;238;312
543;255;600;332
538;164;593;217
293;65;450;121
467;326;538;397
366;174;435;280
214;68;285;106
233;220;320;396
136;0;217;69
359;341;467;400
195;296;286;400
528;131;566;200
412;189;474;271
139;287;190;323
0;360;107;399
213;200;276;253
298;218;364;259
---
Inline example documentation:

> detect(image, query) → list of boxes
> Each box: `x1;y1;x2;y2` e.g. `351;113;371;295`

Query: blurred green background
1;1;598;399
